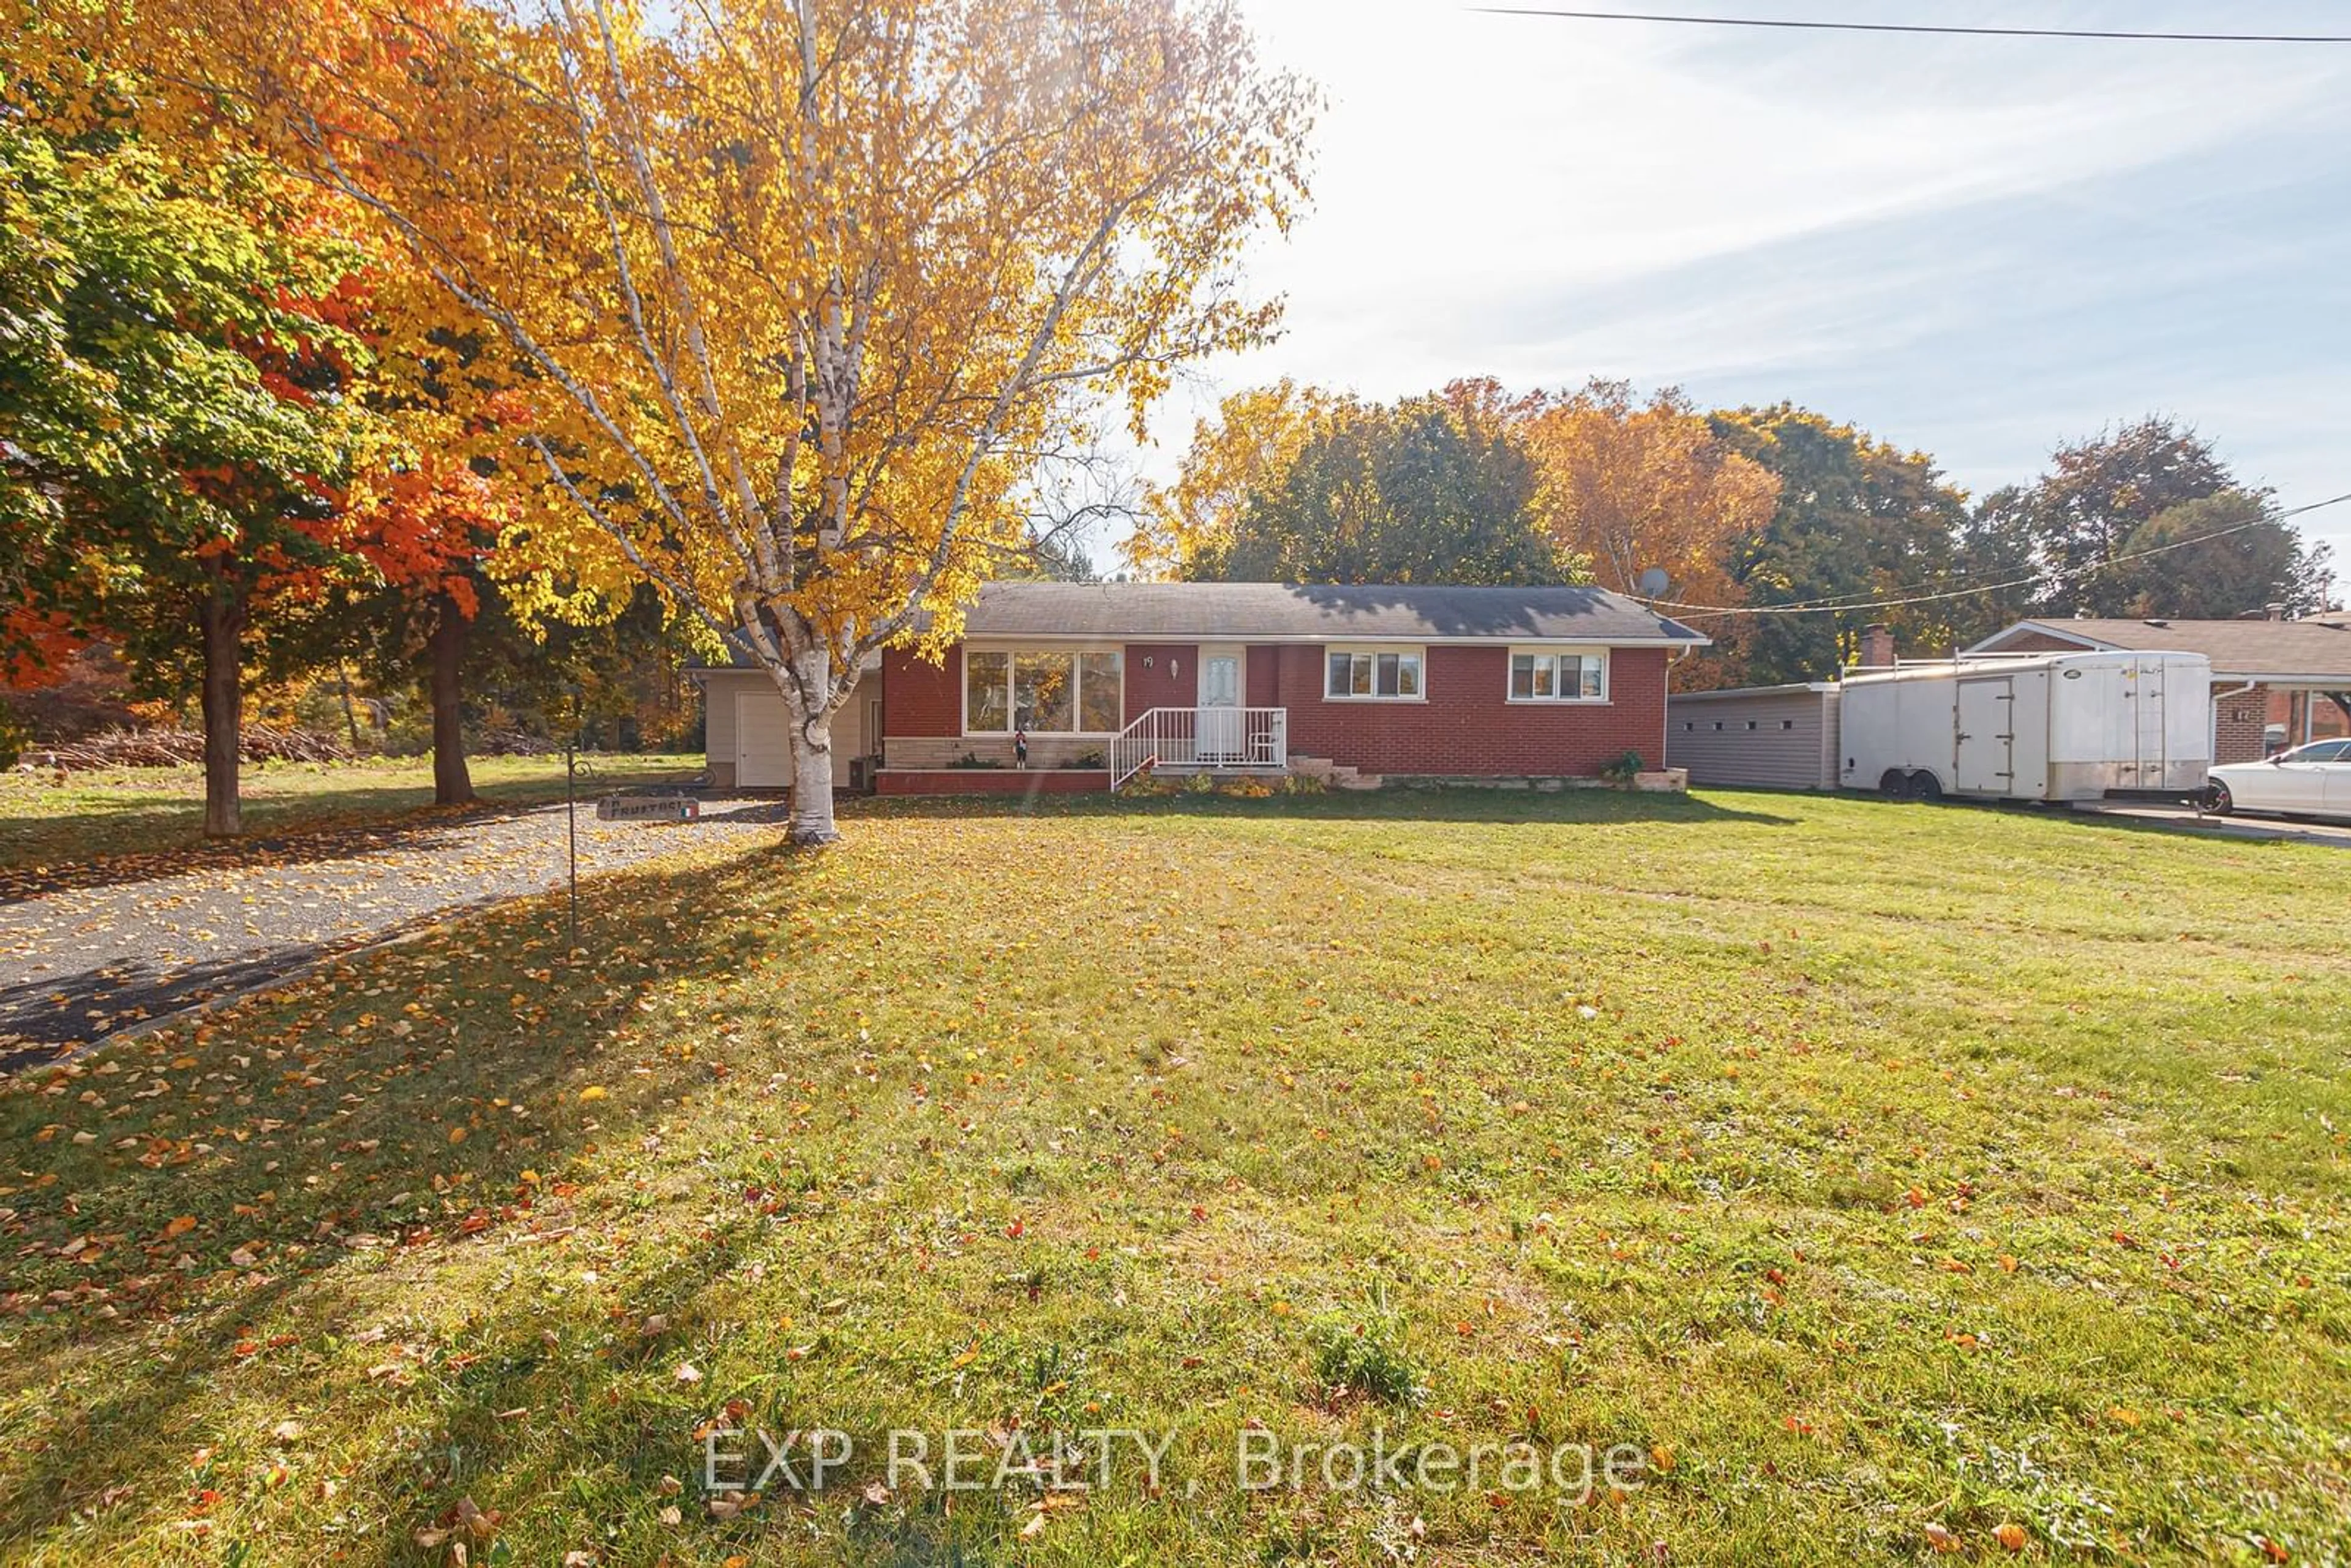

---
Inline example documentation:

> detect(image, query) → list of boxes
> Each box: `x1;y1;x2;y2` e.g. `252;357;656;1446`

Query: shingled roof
946;581;1708;645
1968;617;2351;681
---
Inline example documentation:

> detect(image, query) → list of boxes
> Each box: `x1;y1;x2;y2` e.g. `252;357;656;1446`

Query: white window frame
1505;645;1610;704
1321;644;1427;702
962;643;1127;736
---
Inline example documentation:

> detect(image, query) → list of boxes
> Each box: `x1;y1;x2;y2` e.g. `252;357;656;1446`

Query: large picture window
1508;648;1607;702
1323;647;1424;700
966;651;1010;732
966;648;1124;733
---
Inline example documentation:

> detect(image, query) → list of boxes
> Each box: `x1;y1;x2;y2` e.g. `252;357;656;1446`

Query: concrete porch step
1288;756;1383;790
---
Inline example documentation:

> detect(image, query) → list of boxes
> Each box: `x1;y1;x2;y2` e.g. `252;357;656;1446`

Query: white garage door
734;685;793;787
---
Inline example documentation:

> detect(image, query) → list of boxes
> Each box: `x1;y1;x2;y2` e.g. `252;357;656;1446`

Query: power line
1468;7;2351;44
1648;490;2351;620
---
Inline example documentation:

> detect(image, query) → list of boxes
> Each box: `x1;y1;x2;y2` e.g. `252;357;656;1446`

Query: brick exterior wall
2261;687;2351;755
883;638;1675;782
2216;689;2271;764
885;735;1106;770
1245;645;1280;708
882;645;961;738
1268;643;1670;778
876;768;1107;797
1123;644;1199;722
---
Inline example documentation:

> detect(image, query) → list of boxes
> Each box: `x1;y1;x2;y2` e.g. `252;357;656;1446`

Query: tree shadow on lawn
0;938;396;1065
845;786;1802;830
0;834;811;1552
0;762;703;904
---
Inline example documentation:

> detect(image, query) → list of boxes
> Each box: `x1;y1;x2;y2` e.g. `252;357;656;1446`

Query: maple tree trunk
197;581;246;839
426;593;474;806
335;663;363;749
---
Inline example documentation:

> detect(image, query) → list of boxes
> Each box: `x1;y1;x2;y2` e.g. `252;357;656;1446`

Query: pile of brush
23;725;359;771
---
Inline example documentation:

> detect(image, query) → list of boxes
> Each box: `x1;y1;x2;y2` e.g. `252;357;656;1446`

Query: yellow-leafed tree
1519;380;1780;687
118;0;1314;841
1127;378;1348;578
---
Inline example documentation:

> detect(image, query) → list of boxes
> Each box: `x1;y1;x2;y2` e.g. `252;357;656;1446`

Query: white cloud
1104;1;2351;569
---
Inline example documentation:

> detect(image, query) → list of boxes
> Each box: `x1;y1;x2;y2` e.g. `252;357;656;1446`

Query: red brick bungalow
694;582;1706;795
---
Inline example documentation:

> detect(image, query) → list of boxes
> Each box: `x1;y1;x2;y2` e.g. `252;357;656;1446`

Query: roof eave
957;629;1710;647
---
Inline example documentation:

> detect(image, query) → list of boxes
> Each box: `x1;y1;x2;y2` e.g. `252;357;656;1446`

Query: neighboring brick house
1965;616;2351;764
705;581;1708;794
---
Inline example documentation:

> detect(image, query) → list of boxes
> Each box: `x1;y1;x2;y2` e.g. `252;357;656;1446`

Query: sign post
563;686;582;953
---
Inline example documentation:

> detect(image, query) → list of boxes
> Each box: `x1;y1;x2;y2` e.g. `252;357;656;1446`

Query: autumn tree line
2;0;2323;843
0;2;683;824
4;0;1312;844
1131;379;2330;692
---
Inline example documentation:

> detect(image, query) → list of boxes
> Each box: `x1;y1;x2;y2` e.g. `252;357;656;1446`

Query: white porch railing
1111;707;1289;791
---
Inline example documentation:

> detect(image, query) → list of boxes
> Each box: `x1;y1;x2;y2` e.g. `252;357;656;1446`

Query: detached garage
694;662;882;790
1667;682;1842;790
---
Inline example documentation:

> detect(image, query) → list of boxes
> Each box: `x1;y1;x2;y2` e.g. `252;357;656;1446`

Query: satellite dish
1636;568;1670;598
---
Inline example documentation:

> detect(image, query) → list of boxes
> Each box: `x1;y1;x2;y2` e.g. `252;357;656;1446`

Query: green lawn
0;752;701;875
1;790;2344;1565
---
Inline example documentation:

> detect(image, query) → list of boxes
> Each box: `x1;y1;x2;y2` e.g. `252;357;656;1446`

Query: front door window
1201;655;1239;708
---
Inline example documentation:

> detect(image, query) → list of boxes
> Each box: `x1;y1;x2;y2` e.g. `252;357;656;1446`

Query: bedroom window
1507;648;1608;702
1324;647;1424;700
965;648;1123;734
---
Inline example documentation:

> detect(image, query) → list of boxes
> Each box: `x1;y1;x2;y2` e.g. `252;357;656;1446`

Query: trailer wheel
2200;779;2233;816
1878;769;1914;801
1909;771;1944;803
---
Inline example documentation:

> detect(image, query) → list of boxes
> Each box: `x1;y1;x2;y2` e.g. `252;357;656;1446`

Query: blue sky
1125;0;2351;580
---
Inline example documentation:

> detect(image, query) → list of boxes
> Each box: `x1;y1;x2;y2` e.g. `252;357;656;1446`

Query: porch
1111;706;1289;790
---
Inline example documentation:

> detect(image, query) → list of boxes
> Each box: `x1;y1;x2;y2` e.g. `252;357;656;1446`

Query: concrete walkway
2069;801;2351;848
0;798;787;1060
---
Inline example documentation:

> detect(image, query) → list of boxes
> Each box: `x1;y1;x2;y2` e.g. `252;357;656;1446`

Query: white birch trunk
781;642;841;846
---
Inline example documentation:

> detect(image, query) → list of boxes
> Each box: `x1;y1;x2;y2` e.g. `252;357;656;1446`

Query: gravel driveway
0;797;788;1062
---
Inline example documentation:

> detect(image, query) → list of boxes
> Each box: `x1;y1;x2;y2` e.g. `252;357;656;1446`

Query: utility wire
1468;8;2351;44
1662;497;2301;617
1646;491;2351;620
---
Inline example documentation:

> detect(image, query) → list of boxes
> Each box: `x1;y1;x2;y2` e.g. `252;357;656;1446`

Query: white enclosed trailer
1839;651;2212;802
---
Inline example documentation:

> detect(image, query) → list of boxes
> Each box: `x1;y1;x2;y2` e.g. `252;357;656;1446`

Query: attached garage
730;683;793;787
1667;682;1842;791
694;666;880;791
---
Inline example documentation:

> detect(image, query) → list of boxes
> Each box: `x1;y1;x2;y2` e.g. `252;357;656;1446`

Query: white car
2202;740;2351;820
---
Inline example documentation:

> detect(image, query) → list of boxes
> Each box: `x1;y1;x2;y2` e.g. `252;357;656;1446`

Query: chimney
1858;623;1896;670
2267;601;2287;621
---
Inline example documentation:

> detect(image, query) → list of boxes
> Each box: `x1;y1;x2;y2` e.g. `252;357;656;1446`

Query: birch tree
119;0;1315;842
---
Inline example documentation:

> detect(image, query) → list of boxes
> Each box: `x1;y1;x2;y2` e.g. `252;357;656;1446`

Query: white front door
1198;646;1243;762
